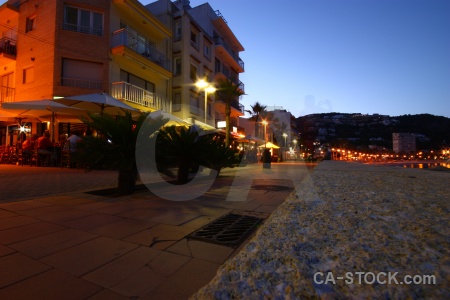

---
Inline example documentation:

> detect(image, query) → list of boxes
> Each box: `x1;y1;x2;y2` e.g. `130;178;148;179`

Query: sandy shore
192;161;450;299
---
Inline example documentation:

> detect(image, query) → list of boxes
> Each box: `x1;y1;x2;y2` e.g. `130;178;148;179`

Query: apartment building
146;0;245;129
0;0;172;142
1;0;245;144
0;0;172;109
393;132;416;154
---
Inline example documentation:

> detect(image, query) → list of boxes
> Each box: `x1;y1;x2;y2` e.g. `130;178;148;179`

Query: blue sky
147;0;450;118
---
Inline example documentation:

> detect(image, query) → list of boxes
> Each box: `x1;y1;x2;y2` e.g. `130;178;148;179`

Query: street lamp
282;133;287;162
262;120;268;148
196;79;216;123
261;119;270;169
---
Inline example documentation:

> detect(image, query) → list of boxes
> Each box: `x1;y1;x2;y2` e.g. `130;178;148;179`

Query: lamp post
293;139;297;160
261;120;270;168
282;132;287;161
196;79;216;123
262;120;268;148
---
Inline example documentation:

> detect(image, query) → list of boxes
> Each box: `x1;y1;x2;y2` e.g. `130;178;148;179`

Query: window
174;57;182;76
173;92;181;111
23;67;34;84
1;73;14;103
120;22;154;55
215;58;221;73
190;28;199;49
63;5;103;36
190;64;197;82
26;16;36;33
120;70;155;92
174;21;182;41
190;96;199;115
62;58;103;89
203;42;211;60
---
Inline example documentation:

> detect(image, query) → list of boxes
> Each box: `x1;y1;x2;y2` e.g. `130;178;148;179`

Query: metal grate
188;213;264;248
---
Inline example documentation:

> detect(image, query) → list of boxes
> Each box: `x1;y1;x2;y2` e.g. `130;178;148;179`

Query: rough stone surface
192;161;450;299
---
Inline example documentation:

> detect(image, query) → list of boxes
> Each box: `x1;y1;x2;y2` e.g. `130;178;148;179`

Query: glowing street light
262;120;268;148
282;132;287;147
196;79;216;123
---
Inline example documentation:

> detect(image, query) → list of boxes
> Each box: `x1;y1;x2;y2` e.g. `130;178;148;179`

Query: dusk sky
153;0;450;119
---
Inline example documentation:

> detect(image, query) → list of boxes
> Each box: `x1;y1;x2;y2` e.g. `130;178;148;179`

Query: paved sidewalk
0;162;315;299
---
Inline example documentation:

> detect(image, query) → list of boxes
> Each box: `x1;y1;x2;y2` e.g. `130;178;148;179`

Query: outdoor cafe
0;93;136;167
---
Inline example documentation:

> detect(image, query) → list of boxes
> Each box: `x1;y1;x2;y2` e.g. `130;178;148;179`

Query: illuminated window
63;5;103;36
26;16;36;32
23;67;34;84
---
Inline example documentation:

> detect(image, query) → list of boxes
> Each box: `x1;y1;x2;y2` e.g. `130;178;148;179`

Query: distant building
393;133;416;153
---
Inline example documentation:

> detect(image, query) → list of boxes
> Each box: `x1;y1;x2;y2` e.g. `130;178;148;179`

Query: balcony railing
62;23;103;36
214;36;244;71
111;29;171;72
61;78;103;90
0;37;17;57
0;87;15;103
231;101;245;114
111;81;171;113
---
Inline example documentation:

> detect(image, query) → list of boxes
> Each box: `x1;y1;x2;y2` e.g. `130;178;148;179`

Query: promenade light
196;79;216;123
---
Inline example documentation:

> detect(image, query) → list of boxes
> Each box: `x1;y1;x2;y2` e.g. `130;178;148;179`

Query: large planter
262;148;271;169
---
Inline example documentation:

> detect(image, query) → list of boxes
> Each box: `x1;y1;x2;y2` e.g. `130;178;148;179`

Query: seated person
67;131;82;153
36;131;53;155
22;134;38;154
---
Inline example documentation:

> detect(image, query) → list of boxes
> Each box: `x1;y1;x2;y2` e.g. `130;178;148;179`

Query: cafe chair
61;141;71;168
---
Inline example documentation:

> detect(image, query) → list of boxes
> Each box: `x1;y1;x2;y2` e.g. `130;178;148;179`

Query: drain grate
188;213;264;247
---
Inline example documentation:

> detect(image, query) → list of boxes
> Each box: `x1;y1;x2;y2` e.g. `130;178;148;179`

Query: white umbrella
148;110;190;127
1;99;84;142
55;93;139;115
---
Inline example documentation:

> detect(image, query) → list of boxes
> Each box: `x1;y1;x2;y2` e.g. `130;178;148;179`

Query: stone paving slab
0;269;102;299
0;162;314;299
41;236;138;277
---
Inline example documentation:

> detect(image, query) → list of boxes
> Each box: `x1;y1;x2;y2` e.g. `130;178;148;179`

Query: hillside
295;113;450;151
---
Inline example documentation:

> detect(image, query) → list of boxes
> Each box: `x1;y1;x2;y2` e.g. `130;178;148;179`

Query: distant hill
295;113;450;151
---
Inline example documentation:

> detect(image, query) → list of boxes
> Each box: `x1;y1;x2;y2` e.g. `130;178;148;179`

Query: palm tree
77;111;164;195
245;101;267;138
157;125;209;184
216;78;245;147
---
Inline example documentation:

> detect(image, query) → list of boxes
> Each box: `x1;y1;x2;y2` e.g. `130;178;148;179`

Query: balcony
214;36;244;73
0;37;17;61
62;23;103;36
111;29;171;73
231;100;245;114
0;87;15;103
111;81;171;112
215;99;245;117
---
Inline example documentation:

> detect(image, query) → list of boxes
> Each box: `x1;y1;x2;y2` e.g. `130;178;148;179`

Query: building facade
0;0;172;110
393;132;416;153
1;0;245;146
146;0;245;128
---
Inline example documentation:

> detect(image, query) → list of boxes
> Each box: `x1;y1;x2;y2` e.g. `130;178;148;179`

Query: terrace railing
111;29;171;72
111;81;171;112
